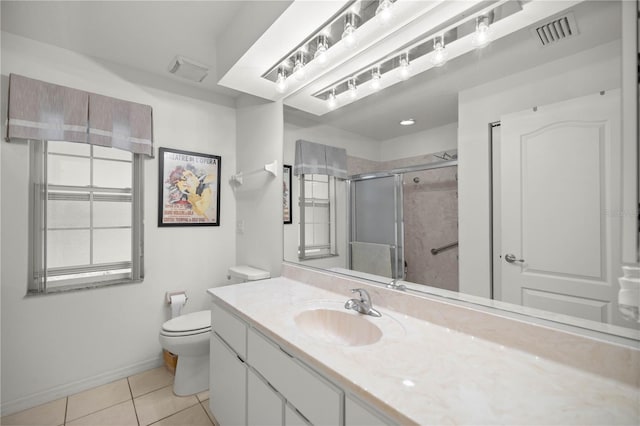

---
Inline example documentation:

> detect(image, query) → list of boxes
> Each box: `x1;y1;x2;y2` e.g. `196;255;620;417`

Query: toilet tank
228;265;271;282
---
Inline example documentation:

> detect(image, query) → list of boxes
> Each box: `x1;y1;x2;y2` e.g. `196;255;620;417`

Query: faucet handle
350;288;371;304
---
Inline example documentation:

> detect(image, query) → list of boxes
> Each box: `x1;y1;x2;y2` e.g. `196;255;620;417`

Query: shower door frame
347;159;458;281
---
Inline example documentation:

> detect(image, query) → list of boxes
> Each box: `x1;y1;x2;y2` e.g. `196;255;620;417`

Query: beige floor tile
65;400;138;426
150;404;213;426
128;366;174;398
0;398;66;426
195;390;209;403
66;379;131;422
134;385;198;426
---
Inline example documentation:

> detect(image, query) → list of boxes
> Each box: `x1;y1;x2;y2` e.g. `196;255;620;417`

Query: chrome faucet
386;279;407;291
344;288;382;317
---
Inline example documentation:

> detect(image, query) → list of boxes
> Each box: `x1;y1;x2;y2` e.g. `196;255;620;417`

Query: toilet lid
162;310;211;333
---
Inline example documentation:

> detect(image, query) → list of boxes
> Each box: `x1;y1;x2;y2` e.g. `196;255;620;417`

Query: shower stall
347;158;459;291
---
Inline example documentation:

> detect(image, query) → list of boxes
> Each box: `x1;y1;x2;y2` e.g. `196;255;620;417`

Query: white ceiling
0;0;249;97
0;1;622;141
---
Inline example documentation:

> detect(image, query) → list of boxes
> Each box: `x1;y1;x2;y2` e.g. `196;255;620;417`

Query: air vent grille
533;13;578;47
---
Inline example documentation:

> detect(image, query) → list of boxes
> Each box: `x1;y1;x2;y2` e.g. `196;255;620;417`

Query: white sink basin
294;308;383;346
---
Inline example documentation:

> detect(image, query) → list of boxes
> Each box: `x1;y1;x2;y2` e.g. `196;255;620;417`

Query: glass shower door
349;174;404;279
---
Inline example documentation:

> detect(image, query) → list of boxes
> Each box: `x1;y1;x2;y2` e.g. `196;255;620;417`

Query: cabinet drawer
285;403;311;426
345;394;395;426
248;328;342;426
212;302;247;359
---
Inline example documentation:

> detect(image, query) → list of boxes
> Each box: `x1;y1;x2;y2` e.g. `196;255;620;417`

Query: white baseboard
1;356;163;416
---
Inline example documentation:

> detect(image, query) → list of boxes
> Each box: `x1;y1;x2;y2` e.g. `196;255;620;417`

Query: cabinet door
248;328;342;425
210;333;247;426
284;403;311;426
247;369;283;426
345;394;395;426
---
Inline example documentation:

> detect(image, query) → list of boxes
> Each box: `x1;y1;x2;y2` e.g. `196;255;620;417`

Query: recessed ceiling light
399;118;416;126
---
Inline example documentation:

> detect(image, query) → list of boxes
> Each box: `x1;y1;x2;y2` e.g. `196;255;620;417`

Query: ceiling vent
532;12;578;47
168;55;209;83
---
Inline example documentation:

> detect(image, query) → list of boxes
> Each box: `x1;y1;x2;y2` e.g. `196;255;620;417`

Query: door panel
499;90;622;325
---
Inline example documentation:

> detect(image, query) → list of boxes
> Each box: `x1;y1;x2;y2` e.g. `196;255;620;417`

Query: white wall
379;122;458;161
458;41;621;298
283;120;379;269
235;96;284;278
0;33;238;413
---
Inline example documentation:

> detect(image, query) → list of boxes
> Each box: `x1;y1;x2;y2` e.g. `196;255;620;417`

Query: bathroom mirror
283;0;640;341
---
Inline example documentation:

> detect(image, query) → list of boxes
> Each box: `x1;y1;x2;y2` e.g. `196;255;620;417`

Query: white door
499;90;622;325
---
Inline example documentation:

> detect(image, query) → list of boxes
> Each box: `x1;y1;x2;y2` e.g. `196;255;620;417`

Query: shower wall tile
346;151;459;291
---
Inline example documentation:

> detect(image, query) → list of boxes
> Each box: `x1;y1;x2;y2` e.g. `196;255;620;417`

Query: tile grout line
126;376;141;426
199;401;215;426
146;399;204;426
63;396;69;426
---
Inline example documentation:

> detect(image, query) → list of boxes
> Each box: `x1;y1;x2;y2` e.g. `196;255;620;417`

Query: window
298;174;337;259
29;140;144;293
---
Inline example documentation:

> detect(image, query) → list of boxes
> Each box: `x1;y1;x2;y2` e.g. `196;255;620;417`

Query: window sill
26;278;144;296
298;253;339;261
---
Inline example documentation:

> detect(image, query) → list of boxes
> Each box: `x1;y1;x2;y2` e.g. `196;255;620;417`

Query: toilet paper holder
166;291;188;304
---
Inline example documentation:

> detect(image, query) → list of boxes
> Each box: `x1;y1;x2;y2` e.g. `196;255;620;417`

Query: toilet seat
161;310;211;337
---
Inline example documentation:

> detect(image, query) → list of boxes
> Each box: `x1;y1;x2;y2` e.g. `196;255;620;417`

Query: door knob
505;253;525;263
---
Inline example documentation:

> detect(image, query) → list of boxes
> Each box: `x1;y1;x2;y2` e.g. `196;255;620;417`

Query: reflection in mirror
283;0;639;341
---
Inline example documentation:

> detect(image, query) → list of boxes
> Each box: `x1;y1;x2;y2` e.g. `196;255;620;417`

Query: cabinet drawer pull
294;406;312;425
279;346;294;358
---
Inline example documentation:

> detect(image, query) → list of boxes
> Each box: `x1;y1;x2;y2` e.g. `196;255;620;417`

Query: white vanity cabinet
210;302;248;426
210;301;397;426
247;327;342;425
345;394;396;426
247;368;284;425
210;333;247;425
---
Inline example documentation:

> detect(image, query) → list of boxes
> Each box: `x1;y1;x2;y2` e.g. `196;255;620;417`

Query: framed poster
283;164;292;224
158;147;221;227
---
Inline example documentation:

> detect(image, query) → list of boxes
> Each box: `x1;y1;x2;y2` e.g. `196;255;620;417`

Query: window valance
6;74;154;157
294;139;347;179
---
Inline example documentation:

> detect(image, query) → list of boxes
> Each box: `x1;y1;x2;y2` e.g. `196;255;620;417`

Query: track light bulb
473;16;492;48
399;54;410;80
314;35;329;66
375;0;394;25
342;13;358;48
371;67;381;90
348;78;358;99
275;69;288;93
293;51;306;81
431;36;448;67
327;90;337;110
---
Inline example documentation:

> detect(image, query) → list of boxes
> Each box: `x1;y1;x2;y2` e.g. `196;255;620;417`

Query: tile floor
1;367;218;426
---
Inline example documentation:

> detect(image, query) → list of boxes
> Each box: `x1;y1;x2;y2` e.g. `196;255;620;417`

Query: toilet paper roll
169;293;187;318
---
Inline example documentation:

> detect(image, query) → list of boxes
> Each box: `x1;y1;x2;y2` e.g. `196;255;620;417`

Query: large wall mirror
283;0;639;342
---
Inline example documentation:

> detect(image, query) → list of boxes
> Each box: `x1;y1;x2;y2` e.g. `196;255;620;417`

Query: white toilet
159;265;270;396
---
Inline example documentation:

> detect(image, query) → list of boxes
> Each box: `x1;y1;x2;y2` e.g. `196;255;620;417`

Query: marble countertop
207;277;639;425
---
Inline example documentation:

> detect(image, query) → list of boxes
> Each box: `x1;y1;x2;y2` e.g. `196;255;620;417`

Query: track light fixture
375;0;394;25
431;35;448;67
275;67;288;93
398;53;411;80
371;67;381;90
293;51;306;81
347;78;358;99
327;89;337;110
473;15;492;48
342;12;358;48
314;35;330;66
